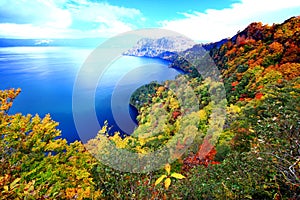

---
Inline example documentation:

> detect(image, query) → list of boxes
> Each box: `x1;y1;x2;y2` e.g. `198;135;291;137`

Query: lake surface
0;47;180;143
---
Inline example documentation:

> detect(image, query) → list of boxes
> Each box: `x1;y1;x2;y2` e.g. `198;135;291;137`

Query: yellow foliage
45;139;67;151
171;172;186;179
110;132;128;149
157;86;165;93
169;97;180;110
227;104;241;114
0;88;102;199
138;137;146;146
157;135;165;140
3;185;8;192
155;163;186;191
134;145;148;154
155;175;167;186
164;178;171;190
9;177;20;189
199;109;207;121
217;130;235;145
165;163;171;175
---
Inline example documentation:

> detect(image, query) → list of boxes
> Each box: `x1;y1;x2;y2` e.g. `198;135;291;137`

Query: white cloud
161;0;300;42
67;1;143;37
0;0;72;28
0;0;143;38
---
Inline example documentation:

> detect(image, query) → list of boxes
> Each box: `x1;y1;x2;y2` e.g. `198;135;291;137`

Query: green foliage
236;64;248;73
173;152;280;199
130;81;161;111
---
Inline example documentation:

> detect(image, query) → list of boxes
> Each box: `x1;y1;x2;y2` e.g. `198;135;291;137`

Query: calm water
0;47;180;142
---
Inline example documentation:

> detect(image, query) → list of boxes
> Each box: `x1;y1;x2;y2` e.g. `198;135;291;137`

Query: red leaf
255;92;263;99
231;81;239;87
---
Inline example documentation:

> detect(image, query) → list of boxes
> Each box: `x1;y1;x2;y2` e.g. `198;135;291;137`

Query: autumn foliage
1;16;300;199
183;139;220;170
0;89;102;199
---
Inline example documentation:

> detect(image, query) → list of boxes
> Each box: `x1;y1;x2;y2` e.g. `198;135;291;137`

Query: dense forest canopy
0;16;299;199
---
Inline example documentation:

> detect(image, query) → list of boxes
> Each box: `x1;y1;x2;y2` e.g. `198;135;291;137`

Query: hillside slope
210;16;300;103
120;16;300;198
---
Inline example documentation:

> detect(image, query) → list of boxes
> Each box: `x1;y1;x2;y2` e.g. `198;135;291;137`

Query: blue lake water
0;47;180;143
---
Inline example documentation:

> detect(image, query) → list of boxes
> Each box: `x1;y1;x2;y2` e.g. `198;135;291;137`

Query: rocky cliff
123;36;195;59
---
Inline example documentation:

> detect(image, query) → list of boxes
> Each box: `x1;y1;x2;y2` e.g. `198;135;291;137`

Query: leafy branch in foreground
155;163;185;190
0;88;102;199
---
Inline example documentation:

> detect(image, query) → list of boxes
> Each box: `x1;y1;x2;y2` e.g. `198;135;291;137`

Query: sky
0;0;299;42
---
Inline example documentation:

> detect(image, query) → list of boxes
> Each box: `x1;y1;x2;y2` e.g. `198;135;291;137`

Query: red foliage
236;35;246;46
257;85;264;89
231;81;239;87
255;92;264;99
183;139;220;171
172;110;181;119
238;93;251;101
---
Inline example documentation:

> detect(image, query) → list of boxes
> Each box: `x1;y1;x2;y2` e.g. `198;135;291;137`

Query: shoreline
122;54;188;74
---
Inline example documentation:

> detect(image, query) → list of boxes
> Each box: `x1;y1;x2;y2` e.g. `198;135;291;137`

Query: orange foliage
269;42;283;54
281;43;300;64
183;139;220;171
225;47;237;58
277;63;300;80
231;81;239;87
257;85;264;89
255;92;264;99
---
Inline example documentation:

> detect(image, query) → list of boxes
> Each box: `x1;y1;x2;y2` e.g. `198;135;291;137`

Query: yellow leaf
10;177;21;189
4;185;8;191
164;178;171;190
249;129;255;133
199;110;207;120
155;175;166;186
171;172;186;179
164;163;171;175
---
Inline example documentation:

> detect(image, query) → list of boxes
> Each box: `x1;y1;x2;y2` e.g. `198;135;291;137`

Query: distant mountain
122;33;231;73
123;36;204;74
0;38;106;47
123;36;195;57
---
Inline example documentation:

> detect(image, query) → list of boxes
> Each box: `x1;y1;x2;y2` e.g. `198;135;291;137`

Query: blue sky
0;0;299;42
